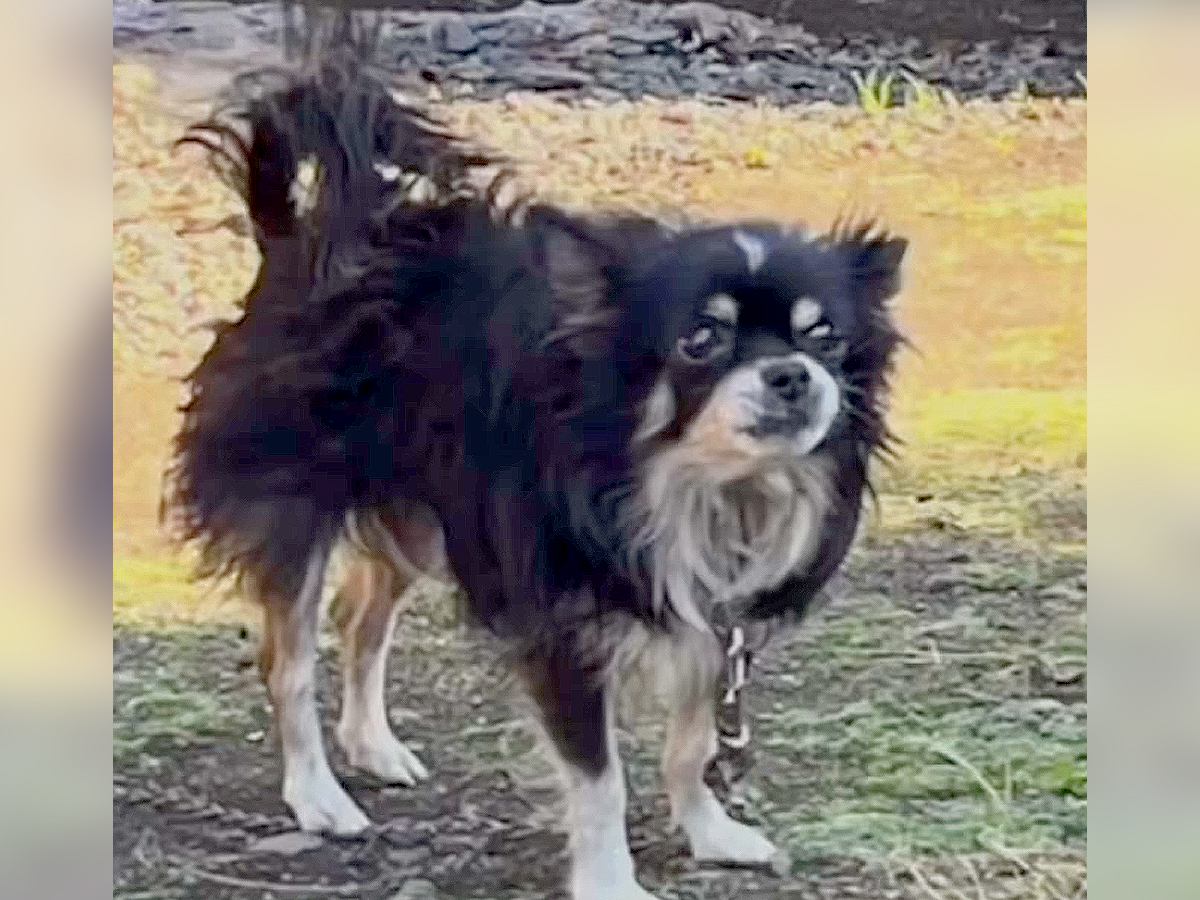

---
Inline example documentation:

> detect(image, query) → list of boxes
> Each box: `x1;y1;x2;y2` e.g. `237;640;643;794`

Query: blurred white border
0;0;113;897
1090;4;1200;898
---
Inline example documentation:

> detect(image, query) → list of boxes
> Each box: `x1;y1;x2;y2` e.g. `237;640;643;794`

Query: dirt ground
112;58;1086;899
239;0;1088;44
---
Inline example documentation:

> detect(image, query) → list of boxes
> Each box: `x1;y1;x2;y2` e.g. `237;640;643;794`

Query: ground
297;0;1087;44
113;59;1086;899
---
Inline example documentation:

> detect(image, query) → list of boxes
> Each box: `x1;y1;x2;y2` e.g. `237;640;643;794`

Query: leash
709;610;779;808
709;598;817;806
712;622;754;806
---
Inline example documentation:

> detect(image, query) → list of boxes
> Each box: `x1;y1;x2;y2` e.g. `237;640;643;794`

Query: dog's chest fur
626;452;833;631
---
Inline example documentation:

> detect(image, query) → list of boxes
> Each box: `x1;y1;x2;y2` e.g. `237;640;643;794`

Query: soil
114;520;1086;899
234;0;1087;44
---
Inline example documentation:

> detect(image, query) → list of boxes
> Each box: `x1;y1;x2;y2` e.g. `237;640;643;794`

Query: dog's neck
626;452;832;631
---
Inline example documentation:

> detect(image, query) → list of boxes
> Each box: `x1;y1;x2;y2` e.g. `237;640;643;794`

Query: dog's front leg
661;639;781;867
521;641;659;900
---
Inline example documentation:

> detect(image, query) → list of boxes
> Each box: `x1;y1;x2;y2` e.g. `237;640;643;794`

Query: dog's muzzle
745;354;840;455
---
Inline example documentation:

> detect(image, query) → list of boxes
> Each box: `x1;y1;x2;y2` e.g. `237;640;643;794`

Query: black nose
762;360;810;404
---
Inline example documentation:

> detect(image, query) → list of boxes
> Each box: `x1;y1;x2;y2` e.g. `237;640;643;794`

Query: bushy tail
163;4;493;599
179;4;490;282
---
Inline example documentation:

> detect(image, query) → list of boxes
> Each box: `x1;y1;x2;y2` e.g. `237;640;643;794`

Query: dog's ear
832;222;907;393
530;207;623;355
834;221;908;305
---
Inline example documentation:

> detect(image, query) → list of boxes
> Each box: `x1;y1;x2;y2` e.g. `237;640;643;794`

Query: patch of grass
114;555;252;628
766;704;1087;860
985;325;1079;376
871;457;1085;546
975;184;1086;226
755;588;1087;863
1054;226;1087;246
852;69;898;117
114;557;197;613
897;388;1086;473
114;625;259;764
116;683;244;758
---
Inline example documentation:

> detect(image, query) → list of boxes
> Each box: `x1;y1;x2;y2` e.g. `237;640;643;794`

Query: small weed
900;71;958;114
852;69;898;117
742;145;771;169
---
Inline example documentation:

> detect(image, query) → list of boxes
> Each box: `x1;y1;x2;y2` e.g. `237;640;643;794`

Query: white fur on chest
628;455;832;631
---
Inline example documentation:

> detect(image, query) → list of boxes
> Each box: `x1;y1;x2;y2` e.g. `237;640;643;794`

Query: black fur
163;20;904;775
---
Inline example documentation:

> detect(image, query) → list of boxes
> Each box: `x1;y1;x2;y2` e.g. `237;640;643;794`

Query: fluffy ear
529;207;622;354
834;222;908;304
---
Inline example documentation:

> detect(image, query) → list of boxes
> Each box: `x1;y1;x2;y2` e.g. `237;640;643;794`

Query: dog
164;19;906;900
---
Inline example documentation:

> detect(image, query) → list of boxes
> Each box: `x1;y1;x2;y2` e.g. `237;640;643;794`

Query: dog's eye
797;320;847;359
677;323;730;362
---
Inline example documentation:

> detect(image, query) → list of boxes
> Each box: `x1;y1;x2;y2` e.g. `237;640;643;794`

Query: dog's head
529;211;907;622
533;212;906;467
629;222;905;468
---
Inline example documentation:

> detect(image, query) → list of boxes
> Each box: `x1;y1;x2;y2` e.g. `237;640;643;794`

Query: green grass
852;69;899;117
850;69;961;122
975;184;1086;226
898;388;1086;473
114;554;252;628
114;624;259;764
901;72;956;113
756;588;1087;863
985;326;1079;374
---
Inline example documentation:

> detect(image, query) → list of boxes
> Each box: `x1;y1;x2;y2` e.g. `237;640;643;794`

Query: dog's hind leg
659;634;780;867
259;546;370;836
332;552;429;786
521;639;659;900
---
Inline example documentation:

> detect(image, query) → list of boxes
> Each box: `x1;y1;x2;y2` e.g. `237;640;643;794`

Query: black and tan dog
165;16;906;898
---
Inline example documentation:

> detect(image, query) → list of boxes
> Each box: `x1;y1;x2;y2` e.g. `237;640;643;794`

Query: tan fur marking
702;293;738;326
791;297;822;333
332;556;402;685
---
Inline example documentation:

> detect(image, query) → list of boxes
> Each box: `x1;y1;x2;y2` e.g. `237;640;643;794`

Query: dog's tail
179;6;490;286
163;6;492;600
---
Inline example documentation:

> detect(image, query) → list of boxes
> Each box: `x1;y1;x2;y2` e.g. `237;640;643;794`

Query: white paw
681;797;781;867
339;728;430;786
284;771;371;836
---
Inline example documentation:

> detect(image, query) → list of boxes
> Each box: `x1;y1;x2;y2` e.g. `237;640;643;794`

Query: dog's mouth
657;354;843;465
745;408;812;439
735;355;842;456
